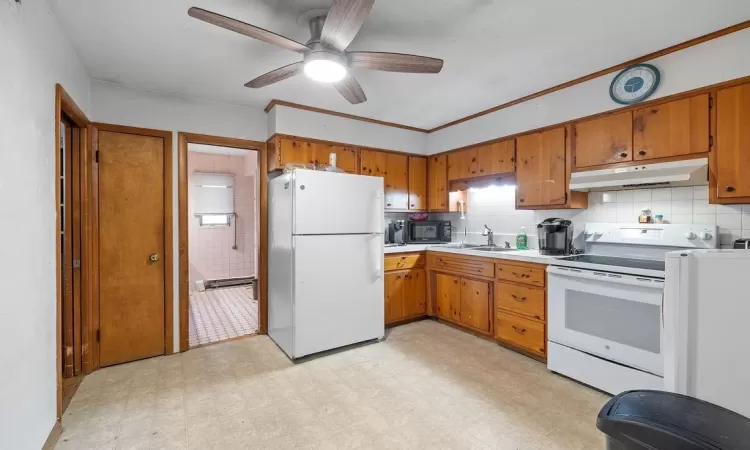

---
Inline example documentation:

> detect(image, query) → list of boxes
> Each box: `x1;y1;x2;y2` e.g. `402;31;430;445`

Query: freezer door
292;234;384;358
292;170;384;235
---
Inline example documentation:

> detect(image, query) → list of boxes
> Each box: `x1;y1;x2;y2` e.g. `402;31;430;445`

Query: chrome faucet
482;224;494;246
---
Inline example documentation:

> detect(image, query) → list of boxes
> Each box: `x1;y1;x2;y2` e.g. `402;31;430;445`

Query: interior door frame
92;123;174;363
55;84;90;419
177;132;268;352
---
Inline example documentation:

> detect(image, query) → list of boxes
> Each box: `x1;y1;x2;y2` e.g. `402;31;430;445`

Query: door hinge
95;150;100;163
564;192;568;204
72;259;80;269
709;136;714;148
96;329;100;342
709;96;714;109
564;128;568;139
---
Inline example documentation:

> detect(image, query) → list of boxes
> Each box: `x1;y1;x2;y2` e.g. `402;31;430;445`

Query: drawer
496;282;545;321
384;253;425;271
427;253;495;278
495;312;546;356
496;263;545;287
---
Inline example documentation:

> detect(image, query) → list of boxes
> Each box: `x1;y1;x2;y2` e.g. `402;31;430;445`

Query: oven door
547;266;665;376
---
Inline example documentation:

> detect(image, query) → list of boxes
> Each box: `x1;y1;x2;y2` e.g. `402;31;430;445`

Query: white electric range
546;223;718;395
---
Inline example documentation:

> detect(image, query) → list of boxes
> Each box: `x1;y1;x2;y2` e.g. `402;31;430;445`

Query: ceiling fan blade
188;7;310;54
334;75;367;104
320;0;375;51
348;52;444;73
244;62;303;88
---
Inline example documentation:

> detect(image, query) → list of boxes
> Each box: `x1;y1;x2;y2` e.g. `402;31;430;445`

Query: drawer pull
512;272;530;279
511;294;527;303
512;325;527;335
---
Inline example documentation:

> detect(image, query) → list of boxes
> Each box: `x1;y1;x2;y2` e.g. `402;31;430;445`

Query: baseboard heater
205;276;255;289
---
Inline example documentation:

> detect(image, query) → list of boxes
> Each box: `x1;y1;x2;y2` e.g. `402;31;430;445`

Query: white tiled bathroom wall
438;185;750;249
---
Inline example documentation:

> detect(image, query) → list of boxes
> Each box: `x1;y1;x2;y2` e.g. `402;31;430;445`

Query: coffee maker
537;218;573;256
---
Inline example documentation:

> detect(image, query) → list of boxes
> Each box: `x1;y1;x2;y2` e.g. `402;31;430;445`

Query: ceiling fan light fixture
304;59;347;83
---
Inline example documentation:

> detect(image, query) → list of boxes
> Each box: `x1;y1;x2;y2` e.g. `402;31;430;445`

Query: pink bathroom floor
188;285;258;347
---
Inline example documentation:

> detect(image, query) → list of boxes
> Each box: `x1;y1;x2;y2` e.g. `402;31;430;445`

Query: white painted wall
428;28;750;153
0;1;91;449
269;104;428;154
90;81;267;353
91;81;267;141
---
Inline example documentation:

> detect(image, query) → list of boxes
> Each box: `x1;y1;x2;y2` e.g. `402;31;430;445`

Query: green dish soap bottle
516;226;528;250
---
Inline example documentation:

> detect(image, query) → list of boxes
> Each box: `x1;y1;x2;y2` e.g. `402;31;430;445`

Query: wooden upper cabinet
459;278;491;333
427;154;448;211
270;137;357;173
633;94;710;161
516;127;567;207
360;150;408;210
408;156;427;211
573;111;633;169
447;139;515;181
715;83;750;200
476;139;515;176
447;148;477;180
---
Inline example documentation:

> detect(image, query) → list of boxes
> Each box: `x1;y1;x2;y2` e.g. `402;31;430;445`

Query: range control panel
583;223;719;249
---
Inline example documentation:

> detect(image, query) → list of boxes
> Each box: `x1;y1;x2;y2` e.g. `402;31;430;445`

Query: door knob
149;253;160;262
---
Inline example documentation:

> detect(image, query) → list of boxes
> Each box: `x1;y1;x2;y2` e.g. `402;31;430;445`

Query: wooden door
476;139;515;176
516;127;567;207
407;156;427;211
428;155;448;211
574;111;633;168
459;278;491;332
360;150;408;209
384;271;405;324
98;129;167;367
633;95;710;161
435;273;460;321
402;269;426;318
716;84;750;199
275;138;357;173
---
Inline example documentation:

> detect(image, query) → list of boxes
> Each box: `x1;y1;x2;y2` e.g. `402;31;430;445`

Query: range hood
569;158;708;191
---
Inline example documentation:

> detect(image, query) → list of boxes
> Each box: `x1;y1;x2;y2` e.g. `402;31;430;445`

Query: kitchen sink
442;243;483;249
471;246;516;252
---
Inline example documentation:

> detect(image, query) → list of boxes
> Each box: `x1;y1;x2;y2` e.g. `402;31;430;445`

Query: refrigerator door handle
372;233;382;278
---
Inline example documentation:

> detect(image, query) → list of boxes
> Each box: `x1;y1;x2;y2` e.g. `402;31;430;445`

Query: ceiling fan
188;0;444;104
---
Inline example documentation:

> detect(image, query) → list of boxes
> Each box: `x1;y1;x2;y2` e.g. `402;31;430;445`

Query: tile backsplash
435;185;750;249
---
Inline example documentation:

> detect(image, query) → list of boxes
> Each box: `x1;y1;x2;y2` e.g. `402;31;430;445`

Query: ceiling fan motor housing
304;43;347;68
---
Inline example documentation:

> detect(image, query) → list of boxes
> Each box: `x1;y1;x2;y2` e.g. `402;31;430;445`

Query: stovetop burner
556;254;666;272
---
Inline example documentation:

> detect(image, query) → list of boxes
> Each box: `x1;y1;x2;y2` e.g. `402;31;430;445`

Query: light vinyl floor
57;320;609;450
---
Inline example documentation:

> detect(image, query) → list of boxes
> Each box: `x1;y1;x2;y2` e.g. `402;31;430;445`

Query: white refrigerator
664;249;750;417
268;169;385;359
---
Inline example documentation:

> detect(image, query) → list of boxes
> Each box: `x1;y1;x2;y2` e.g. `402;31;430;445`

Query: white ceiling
51;0;750;129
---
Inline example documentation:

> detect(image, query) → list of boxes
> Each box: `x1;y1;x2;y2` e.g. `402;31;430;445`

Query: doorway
186;144;259;346
178;133;267;352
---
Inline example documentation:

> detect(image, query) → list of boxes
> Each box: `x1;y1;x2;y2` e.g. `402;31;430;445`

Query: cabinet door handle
512;326;527;335
638;150;647;156
619;152;628;158
726;185;736;193
511;294;527;303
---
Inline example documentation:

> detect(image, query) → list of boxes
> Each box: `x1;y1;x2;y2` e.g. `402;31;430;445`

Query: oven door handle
548;266;664;290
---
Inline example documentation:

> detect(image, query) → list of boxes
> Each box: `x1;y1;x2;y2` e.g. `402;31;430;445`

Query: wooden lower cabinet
495;312;546;357
435;273;461;322
384;266;427;325
460;279;491;332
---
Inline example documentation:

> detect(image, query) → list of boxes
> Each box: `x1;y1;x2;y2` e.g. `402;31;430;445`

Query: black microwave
407;220;451;243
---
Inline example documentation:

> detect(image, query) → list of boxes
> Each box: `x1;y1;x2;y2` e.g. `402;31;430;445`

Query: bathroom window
199;214;230;226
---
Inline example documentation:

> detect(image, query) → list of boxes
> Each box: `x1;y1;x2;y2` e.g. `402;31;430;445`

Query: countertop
384;244;559;265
